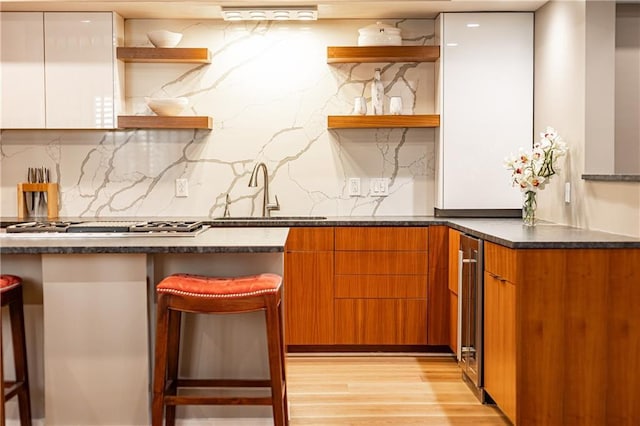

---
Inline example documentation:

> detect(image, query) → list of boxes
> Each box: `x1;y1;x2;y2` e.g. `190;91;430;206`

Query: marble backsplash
0;19;436;219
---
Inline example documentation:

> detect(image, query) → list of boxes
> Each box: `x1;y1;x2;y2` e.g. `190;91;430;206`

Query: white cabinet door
44;12;116;129
0;12;46;128
436;13;533;211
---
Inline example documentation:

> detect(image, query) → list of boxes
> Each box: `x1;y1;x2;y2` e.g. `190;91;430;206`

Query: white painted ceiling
0;0;549;19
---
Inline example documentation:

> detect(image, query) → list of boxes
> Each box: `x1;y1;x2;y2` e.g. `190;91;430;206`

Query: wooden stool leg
277;298;289;424
265;294;287;426
152;294;170;426
1;318;5;426
164;308;182;426
9;292;32;426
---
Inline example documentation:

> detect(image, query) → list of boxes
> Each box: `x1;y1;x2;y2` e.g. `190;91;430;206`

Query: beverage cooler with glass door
458;233;485;400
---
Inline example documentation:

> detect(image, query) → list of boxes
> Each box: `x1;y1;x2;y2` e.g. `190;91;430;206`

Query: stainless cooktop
6;220;208;236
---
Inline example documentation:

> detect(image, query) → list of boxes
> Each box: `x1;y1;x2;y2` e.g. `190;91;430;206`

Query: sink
214;216;327;221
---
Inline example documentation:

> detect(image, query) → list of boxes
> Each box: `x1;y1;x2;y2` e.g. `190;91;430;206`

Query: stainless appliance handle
462;259;477;263
457;249;463;362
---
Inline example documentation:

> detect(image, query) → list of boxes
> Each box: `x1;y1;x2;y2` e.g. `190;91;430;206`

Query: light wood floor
286;355;511;426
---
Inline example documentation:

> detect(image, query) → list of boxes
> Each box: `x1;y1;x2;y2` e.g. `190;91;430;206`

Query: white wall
535;0;640;237
0;19;436;218
615;3;640;174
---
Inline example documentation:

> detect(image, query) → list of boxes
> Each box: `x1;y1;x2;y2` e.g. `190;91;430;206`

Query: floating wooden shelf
327;46;440;63
118;116;213;130
327;114;440;129
116;47;211;63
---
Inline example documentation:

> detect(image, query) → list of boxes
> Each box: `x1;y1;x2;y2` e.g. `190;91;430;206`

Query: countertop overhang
0;226;290;255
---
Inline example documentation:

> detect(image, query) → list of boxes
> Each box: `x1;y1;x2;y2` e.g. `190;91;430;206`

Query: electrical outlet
175;178;188;197
370;178;389;196
348;177;361;196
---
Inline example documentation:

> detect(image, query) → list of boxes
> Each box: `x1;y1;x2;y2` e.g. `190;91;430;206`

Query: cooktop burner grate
128;221;204;232
6;221;80;233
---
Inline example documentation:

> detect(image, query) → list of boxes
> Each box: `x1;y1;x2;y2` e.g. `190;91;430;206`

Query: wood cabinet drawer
335;227;428;251
285;227;334;251
484;241;517;283
335;275;427;298
335;299;427;345
335;251;428;275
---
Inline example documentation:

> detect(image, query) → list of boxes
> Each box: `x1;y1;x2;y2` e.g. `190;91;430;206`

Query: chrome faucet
248;162;280;217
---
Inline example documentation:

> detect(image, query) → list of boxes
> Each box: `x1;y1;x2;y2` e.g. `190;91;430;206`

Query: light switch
370;178;389;196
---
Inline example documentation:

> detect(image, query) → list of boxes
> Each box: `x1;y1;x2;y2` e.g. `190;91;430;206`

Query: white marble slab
1;19;436;219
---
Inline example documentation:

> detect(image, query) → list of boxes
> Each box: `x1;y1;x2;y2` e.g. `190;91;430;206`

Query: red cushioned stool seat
152;273;288;426
1;275;32;426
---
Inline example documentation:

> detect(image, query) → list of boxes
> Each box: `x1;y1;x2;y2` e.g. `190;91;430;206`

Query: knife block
17;183;59;219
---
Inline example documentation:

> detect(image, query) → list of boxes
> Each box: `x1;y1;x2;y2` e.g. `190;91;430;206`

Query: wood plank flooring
287;355;510;425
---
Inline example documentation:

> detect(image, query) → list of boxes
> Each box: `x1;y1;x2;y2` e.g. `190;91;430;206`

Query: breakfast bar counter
0;227;289;425
0;226;289;254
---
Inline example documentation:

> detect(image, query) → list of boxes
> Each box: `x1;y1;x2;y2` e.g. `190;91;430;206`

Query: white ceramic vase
371;68;384;115
353;96;367;115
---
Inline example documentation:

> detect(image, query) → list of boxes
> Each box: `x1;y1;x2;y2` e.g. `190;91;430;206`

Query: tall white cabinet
0;12;123;129
435;13;533;213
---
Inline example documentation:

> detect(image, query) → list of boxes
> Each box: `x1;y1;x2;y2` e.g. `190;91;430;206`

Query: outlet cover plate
348;177;361;196
175;178;188;197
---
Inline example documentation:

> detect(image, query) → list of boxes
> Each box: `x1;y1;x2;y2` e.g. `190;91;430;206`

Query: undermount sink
214;216;327;221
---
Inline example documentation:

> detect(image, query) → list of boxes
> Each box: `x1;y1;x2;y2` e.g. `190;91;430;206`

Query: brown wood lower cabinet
284;227;334;346
285;226;452;350
448;292;458;354
483;241;640;425
427;226;449;346
447;228;461;353
483;270;516;423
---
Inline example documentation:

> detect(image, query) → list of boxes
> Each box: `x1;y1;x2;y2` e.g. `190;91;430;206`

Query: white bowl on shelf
145;97;189;116
147;30;183;48
358;22;402;46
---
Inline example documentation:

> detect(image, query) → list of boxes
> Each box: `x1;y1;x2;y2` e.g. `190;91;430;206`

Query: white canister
358;22;402;46
352;97;367;115
389;97;403;115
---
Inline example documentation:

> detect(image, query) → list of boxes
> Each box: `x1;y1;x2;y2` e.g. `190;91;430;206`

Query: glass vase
522;190;537;226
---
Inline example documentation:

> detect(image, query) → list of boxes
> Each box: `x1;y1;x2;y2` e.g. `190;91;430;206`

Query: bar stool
0;275;32;426
152;273;288;426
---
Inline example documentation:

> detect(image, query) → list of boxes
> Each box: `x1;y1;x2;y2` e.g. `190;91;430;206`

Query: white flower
506;127;567;193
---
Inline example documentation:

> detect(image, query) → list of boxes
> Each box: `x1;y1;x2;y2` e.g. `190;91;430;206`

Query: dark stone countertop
446;218;640;249
208;216;640;248
0;226;289;255
1;215;639;251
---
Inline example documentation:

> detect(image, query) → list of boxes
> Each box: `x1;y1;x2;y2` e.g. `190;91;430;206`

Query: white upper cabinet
44;12;122;129
1;12;46;128
435;13;533;212
0;12;123;129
